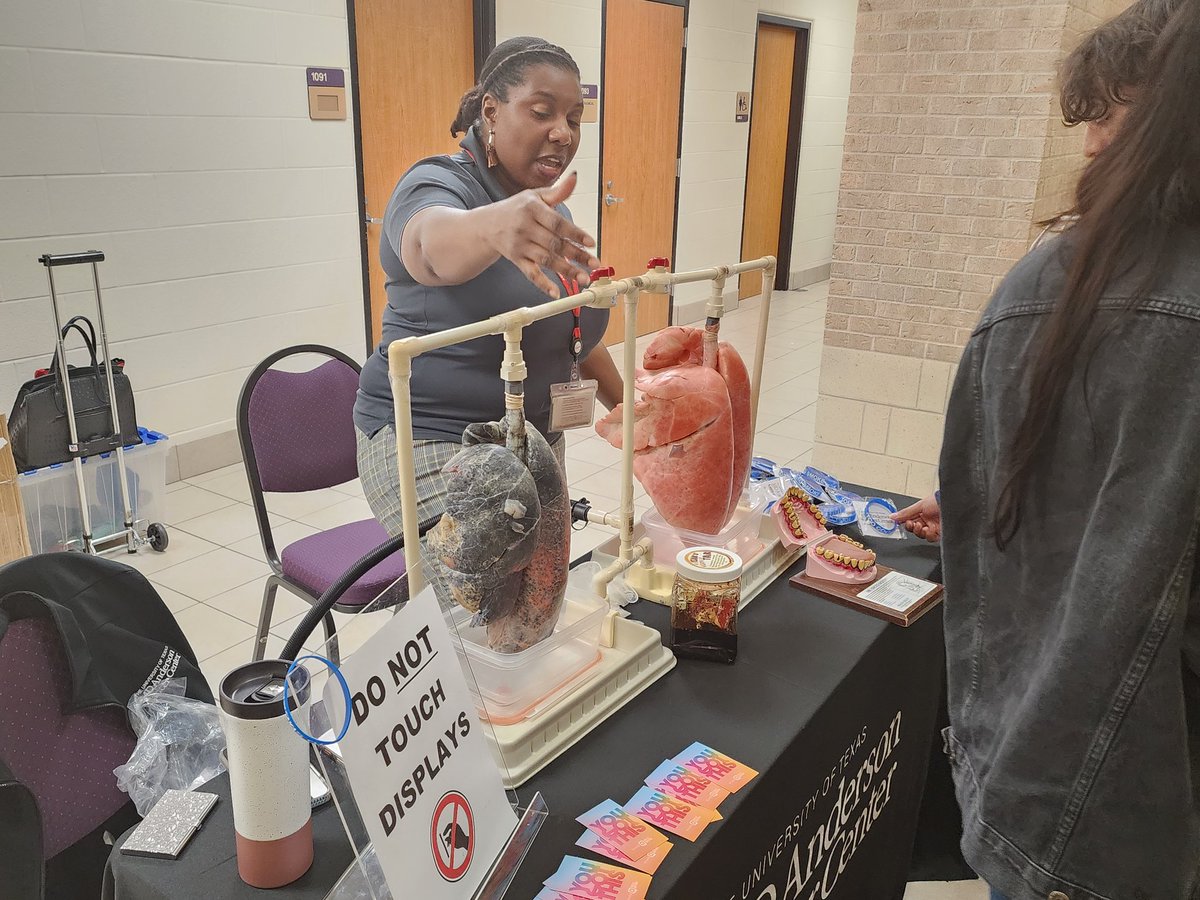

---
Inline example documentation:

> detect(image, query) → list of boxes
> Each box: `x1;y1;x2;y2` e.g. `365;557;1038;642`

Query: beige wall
674;0;858;313
813;0;1129;497
0;0;361;456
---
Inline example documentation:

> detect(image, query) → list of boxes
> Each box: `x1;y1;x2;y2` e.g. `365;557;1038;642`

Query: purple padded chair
0;617;136;865
236;345;406;663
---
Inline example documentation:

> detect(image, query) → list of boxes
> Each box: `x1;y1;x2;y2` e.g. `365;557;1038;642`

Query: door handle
365;215;383;225
604;193;625;207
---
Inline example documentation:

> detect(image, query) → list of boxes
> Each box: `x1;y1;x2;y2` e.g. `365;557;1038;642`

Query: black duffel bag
8;316;140;471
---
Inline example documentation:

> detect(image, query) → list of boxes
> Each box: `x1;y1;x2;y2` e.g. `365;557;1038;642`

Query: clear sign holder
283;557;547;900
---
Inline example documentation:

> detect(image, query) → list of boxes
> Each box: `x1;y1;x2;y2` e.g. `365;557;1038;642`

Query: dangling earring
485;127;498;168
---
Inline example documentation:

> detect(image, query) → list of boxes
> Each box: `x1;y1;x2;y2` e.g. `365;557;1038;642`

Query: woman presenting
355;37;621;548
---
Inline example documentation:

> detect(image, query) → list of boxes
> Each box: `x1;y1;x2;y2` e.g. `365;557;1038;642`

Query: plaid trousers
355;424;566;605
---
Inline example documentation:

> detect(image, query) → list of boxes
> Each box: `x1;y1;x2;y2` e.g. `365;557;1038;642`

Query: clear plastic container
18;428;169;554
641;498;766;569
447;584;609;725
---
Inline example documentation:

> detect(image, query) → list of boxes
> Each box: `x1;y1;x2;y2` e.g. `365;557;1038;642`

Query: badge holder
548;378;599;432
547;305;598;432
283;558;547;900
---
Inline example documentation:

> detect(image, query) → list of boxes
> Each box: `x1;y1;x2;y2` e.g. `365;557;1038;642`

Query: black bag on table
8;316;140;472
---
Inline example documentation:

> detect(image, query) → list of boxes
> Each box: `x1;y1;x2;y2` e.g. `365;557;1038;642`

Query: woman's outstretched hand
893;493;942;543
484;171;601;298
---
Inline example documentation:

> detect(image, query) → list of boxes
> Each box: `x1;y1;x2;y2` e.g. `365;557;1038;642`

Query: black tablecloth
508;525;945;900
105;491;949;900
102;773;354;900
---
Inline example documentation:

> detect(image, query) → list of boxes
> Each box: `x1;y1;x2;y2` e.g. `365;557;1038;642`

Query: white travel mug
219;659;314;888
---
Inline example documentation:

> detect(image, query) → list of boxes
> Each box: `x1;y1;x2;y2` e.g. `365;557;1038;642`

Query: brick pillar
812;0;1129;496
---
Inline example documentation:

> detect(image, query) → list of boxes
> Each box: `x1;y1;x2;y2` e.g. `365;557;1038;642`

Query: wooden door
599;0;685;344
740;21;806;300
354;0;476;346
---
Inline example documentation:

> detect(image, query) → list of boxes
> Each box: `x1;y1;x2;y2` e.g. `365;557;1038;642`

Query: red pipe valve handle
647;257;670;270
590;266;616;281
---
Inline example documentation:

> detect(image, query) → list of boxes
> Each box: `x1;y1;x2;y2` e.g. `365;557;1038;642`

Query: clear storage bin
640;498;766;569
447;584;609;725
18;428;169;554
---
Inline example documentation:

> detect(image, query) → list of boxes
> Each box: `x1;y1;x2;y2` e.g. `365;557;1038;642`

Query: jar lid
676;546;743;584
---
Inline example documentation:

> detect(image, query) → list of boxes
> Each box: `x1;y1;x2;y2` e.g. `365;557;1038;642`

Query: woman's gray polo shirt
354;129;609;443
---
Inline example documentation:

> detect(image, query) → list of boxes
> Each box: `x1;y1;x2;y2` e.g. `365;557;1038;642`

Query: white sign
856;571;938;612
325;587;516;897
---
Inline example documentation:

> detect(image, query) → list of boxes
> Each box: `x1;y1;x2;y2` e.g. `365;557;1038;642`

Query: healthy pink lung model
595;326;752;535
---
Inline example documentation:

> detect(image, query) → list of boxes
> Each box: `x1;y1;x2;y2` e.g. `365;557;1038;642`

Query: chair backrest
0;617;135;859
238;345;362;494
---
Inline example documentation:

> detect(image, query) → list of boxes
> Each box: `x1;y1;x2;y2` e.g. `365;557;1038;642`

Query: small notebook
119;790;219;859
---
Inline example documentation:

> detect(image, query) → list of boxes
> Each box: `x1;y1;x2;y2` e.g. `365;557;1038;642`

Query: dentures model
806;534;878;585
772;487;829;550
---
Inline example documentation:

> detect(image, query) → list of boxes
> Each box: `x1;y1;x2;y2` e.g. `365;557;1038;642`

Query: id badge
549;378;599;431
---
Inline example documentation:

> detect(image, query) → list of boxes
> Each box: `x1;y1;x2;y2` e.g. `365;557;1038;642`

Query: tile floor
117;281;983;898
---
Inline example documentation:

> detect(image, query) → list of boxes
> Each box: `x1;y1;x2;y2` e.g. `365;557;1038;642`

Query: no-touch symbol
431;791;474;882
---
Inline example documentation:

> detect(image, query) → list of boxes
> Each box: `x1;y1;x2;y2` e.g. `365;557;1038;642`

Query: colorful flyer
543;856;653;900
577;799;668;860
645;759;730;810
624;786;720;842
674;742;759;793
576;829;673;875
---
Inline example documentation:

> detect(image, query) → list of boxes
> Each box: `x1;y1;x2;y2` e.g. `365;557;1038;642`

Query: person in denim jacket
937;2;1200;898
895;0;1181;546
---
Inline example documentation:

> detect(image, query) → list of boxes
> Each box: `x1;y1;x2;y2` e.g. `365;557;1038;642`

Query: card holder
119;790;219;860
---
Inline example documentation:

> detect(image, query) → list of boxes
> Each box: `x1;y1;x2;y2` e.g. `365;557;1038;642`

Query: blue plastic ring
827;490;861;506
864;498;900;535
284;654;352;746
803;466;841;491
791;473;827;500
819;501;857;526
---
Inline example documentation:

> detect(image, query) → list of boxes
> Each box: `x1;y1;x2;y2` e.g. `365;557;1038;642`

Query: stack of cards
671;742;759;795
575;800;671;875
545;742;759;897
537;857;653;900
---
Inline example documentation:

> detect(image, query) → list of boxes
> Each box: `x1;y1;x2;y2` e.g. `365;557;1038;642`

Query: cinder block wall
0;0;362;478
812;0;1129;497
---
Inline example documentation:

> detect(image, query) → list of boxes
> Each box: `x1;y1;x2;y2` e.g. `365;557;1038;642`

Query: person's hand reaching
892;493;942;543
484;170;600;298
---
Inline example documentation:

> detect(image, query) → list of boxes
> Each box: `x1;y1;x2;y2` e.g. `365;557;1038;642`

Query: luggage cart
38;251;168;555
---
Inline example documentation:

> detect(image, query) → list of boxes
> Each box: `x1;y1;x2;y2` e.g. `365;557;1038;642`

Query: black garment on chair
0;553;212;712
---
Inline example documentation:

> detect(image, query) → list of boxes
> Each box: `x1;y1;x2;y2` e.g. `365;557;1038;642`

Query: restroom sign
736;91;751;123
325;586;516;900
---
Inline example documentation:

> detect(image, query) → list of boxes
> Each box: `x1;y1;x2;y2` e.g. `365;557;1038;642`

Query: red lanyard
559;274;583;365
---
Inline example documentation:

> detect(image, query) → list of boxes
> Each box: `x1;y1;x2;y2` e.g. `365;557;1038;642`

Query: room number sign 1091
306;67;345;88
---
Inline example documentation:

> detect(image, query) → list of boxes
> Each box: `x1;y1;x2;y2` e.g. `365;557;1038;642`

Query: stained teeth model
773;487;830;549
805;533;878;584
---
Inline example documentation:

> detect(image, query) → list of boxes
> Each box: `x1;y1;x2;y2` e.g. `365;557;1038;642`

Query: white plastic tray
591;514;804;609
484;613;675;788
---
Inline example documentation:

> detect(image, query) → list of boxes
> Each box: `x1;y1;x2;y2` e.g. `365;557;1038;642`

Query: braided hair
451;36;581;136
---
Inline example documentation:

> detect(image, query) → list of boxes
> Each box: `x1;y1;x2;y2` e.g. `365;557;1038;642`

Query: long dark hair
994;0;1200;548
1059;0;1185;124
1037;0;1183;232
450;37;580;136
